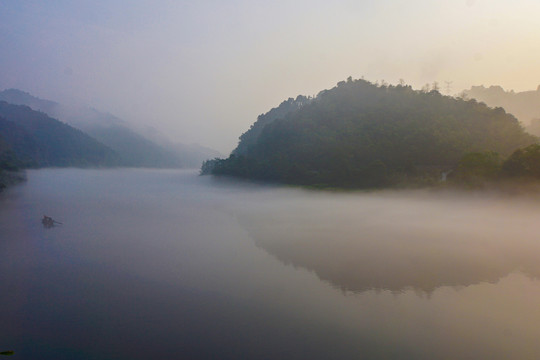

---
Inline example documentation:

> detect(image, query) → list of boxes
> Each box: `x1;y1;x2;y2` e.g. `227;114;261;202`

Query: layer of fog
4;169;540;358
220;185;540;293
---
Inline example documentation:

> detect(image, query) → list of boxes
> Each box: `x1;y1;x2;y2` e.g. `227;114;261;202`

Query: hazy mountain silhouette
463;85;540;135
0;89;220;168
0;102;119;167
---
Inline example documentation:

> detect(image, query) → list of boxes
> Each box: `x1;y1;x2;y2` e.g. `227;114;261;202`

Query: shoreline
0;169;26;192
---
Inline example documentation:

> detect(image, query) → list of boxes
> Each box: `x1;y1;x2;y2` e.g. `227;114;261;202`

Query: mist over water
2;169;540;359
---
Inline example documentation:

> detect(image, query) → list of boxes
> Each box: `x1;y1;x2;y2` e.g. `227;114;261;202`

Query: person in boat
42;215;55;228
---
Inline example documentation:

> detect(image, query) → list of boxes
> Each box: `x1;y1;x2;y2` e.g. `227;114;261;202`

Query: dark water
2;169;540;359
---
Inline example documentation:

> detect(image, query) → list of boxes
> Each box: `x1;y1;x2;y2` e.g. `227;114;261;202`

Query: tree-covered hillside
234;95;312;155
0;102;119;167
0;132;28;192
204;78;537;188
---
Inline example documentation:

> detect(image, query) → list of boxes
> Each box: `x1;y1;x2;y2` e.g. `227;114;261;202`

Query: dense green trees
0;132;24;192
234;95;312;155
501;144;540;178
204;79;537;188
448;145;540;186
450;151;502;187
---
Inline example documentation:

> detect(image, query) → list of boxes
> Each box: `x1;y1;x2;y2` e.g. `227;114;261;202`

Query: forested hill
0;101;119;167
234;95;312;155
203;78;537;188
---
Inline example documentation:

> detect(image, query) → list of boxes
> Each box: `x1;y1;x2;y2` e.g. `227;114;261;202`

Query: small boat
42;215;62;228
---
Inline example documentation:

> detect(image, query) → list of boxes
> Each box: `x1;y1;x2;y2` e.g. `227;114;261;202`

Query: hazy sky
1;0;540;152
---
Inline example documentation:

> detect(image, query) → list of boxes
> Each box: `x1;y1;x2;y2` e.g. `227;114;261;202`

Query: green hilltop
203;78;538;188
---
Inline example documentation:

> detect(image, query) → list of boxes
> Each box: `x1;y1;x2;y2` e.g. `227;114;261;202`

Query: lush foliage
501;144;540;179
234;95;312;155
449;151;502;187
0;133;25;192
447;145;540;187
204;78;537;188
0;133;21;170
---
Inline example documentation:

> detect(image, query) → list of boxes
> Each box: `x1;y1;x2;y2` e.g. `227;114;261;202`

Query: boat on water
42;215;62;228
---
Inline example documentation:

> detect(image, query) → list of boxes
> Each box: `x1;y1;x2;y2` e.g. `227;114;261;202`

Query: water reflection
233;191;540;293
4;170;540;359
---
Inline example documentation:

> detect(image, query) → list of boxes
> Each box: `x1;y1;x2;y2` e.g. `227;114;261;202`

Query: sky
1;0;540;153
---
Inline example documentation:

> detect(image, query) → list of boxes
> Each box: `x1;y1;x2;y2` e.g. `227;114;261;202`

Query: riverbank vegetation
0;133;25;192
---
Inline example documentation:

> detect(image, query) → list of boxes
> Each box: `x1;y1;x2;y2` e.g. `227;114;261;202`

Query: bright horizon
1;0;539;153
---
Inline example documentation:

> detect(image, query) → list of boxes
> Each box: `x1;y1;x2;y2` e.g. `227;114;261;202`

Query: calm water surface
2;169;540;359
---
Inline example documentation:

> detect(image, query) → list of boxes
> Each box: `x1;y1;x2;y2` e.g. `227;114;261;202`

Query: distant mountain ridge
0;89;221;168
0;101;119;167
463;85;540;129
0;88;58;115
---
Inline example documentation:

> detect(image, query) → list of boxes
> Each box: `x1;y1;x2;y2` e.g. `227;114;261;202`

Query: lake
2;169;540;359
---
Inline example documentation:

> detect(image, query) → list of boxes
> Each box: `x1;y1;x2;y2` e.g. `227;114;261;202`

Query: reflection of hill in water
235;191;540;293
